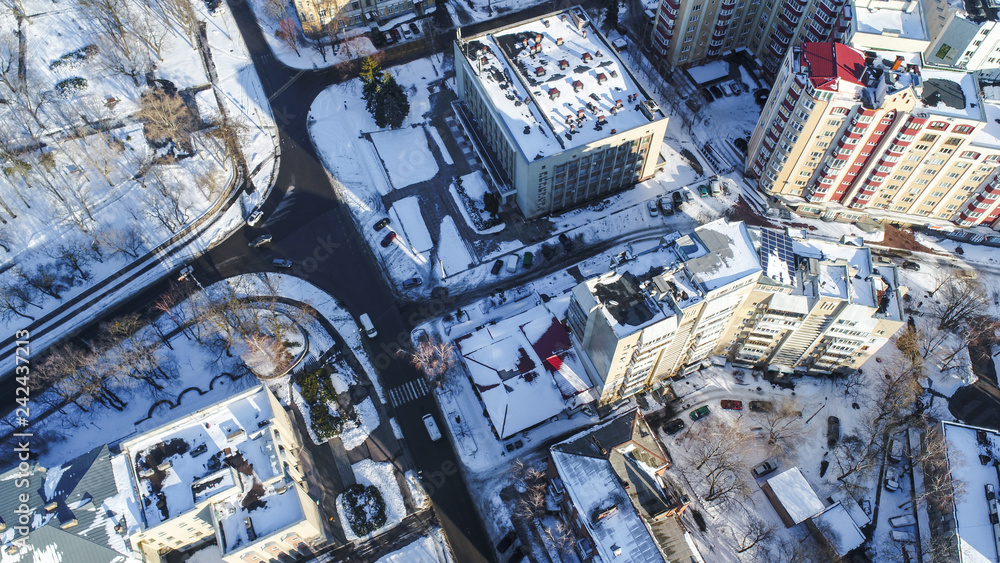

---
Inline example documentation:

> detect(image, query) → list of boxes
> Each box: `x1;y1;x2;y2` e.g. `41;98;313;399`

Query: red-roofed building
747;42;1000;231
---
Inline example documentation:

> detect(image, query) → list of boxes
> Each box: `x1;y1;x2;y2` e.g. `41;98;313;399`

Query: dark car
491;259;504;275
380;231;397;247
827;416;841;449
391;28;402;42
496;530;517;553
401;277;422;289
901;260;920;271
409;22;420;35
374;218;391;231
672;190;684;208
752;460;778;478
710;84;724;98
658;196;674;215
749;400;773;413
522;251;533;268
664;419;686;434
702;88;714;102
272;259;293;269
690;406;710;421
721;400;743;410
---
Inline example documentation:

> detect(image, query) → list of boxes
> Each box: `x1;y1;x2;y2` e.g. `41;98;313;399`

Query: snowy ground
371;127;440;189
337;459;408;542
0;0;277;359
374;527;455;563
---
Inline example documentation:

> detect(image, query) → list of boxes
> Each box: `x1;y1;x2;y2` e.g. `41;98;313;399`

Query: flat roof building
454;7;668;218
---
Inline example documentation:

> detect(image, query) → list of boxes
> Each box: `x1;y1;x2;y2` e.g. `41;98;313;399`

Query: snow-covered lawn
341;397;381;450
437;216;473;277
375;528;455;562
390;196;434;254
371;127;440;189
450;172;505;235
338;459;408;541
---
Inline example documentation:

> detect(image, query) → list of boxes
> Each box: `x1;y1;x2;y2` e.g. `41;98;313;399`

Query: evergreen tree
374;74;410;129
604;0;619;31
483;191;499;215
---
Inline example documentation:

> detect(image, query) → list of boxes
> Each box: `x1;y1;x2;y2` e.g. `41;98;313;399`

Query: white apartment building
454;7;668;218
649;0;853;75
747;41;1000;228
567;221;905;403
923;0;1000;70
122;386;328;563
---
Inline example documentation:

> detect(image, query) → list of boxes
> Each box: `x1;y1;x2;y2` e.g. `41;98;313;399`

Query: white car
246;207;264;226
647;200;658;217
423;413;442;441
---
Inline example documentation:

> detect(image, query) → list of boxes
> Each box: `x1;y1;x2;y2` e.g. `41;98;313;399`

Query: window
901;165;914;171
831;108;848;115
692;3;702;10
960;151;980;159
929;121;948;130
690;14;699;22
915;179;930;185
953;125;974;134
921;134;938;142
914;144;930;151
945;137;962;146
827;119;841;126
947;172;961;178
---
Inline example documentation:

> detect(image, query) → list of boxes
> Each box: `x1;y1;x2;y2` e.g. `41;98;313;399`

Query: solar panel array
759;229;796;284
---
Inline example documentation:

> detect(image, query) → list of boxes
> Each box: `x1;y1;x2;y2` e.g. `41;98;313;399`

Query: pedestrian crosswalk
387;378;431;407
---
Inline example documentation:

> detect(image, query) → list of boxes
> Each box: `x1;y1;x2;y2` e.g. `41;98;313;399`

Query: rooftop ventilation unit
639;99;660;121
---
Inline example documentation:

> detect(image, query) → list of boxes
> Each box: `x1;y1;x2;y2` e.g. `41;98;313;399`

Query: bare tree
684;418;752;503
54;240;96;281
761;398;804;447
404;334;456;387
509;458;548;522
840;369;865;399
0;277;40;320
736;514;776;553
98;225;146;258
135;87;195;147
15;263;63;299
276;17;301;55
930;274;989;331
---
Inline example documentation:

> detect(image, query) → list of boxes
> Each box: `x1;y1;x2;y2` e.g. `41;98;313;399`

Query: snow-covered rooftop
215;485;305;554
919;67;981;120
123;387;282;526
941;421;1000;563
454;304;593;438
811;502;866;557
765;467;825;526
458;7;663;159
681;220;762;292
854;2;928;39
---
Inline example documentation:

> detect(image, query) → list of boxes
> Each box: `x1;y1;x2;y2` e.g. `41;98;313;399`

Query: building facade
293;0;433;39
567;220;905;404
454;7;668;218
649;0;853;75
923;0;1000;71
747;42;1000;228
122;386;328;563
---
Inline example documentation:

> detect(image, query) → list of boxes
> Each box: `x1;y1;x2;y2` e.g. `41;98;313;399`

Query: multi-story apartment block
849;0;931;54
122;386;328;563
747;41;1000;228
454;7;668;218
649;0;853;75
923;0;1000;70
567;220;905;403
293;0;433;39
548;409;700;562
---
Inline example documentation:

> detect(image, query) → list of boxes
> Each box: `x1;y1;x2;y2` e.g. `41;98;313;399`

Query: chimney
611;128;616;134
559;59;569;70
577;107;585;118
595;50;602;58
549;88;560;99
598;115;606;124
535;33;543;43
535;66;545;76
582;52;592;62
573;80;584;92
582;29;587;38
522;37;529;47
556;37;564;45
610;70;618;77
570;123;576;132
615;99;623;109
596;73;607;84
565;115;572;124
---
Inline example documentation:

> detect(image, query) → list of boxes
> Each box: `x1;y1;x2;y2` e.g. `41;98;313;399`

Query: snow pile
405;469;430;509
438;216;474;276
340;397;380;450
374;528;455;562
338;459;407;541
391;196;434;253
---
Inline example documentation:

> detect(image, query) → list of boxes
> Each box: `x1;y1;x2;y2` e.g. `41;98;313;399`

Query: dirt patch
871;225;938;254
724;196;778;229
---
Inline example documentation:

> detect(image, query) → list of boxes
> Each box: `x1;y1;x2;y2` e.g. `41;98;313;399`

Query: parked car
272;258;292;269
401;277;422;289
423;413;442;441
249;234;272;248
391;28;402;42
731;82;742;95
901;260;920;271
496;530;518;554
709;85;724;98
884;471;900;492
890;530;915;542
720;399;743;410
720;83;733;96
507;547;527;563
709;177;721;196
380;231;397;247
702;88;715;102
658;196;674;215
359;313;377;337
409;22;420;34
689;406;710;421
246;207;264;226
491;259;504;275
889;437;904;463
749;400;773;413
402;27;412;39
522;251;534;268
697;184;709;197
671;190;684;208
664;419;686;434
384;32;395;44
752;459;778;478
827;416;841;449
889;514;916;528
374;217;391;230
647;200;659;217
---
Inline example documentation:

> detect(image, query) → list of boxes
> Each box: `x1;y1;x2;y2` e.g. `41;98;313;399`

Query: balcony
778;12;799;29
661;0;679;9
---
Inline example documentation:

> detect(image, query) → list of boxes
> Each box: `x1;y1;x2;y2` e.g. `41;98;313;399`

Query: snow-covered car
752;459;778;477
720;400;743;410
374;217;391;231
401;277;422;289
884;472;900;492
246;207;264;226
272;259;292;269
647;200;658;217
890;530;915;543
889;514;916;528
731;82;742;95
249;234;272;248
402;27;412;39
749;400;772;412
423;413;442;441
901;260;920;271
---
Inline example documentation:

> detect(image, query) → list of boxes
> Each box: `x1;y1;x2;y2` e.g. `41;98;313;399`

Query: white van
889;438;904;463
506;254;519;273
423;413;442;441
359;313;377;338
